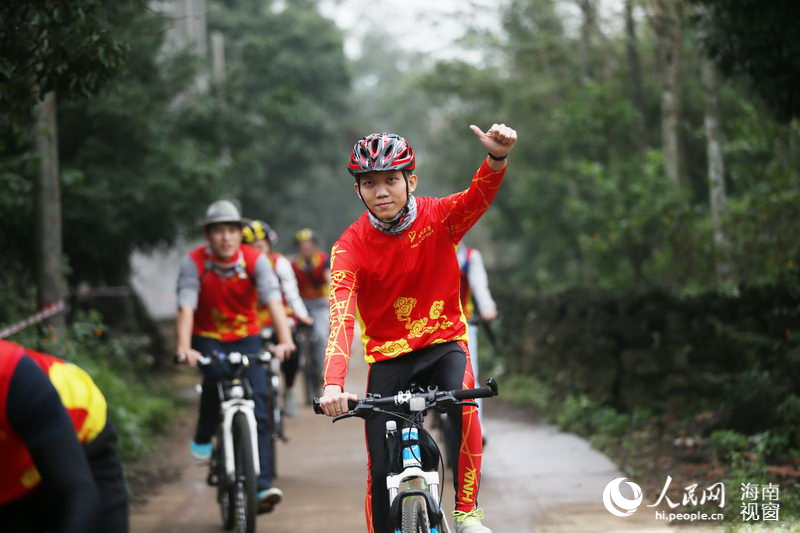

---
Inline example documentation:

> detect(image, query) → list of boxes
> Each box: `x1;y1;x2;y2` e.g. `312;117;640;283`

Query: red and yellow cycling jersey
323;160;505;388
0;340;107;503
190;244;262;341
292;250;330;300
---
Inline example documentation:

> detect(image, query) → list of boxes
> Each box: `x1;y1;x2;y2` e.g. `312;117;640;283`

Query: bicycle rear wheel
401;496;431;533
265;385;279;479
233;413;257;533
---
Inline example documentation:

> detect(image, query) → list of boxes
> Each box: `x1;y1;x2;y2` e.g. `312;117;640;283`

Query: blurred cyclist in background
175;200;294;512
457;242;498;438
243;219;312;416
290;229;330;401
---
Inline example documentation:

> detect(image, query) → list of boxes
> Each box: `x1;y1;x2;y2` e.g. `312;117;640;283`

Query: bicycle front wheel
401;496;431;533
215;428;235;531
233;413;257;533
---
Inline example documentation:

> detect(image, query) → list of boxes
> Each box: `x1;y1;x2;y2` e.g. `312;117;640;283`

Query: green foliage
1;0;352;283
200;0;353;241
709;430;749;461
715;451;800;527
691;0;800;123
501;373;553;413
0;3;229;283
502;372;648;444
348;0;800;295
0;0;131;131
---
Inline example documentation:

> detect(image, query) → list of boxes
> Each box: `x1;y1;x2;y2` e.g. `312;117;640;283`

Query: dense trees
692;0;800;123
1;0;798;295
352;0;799;294
1;0;351;285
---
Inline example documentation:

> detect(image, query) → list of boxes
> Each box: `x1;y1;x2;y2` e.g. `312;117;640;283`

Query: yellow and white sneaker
453;508;492;533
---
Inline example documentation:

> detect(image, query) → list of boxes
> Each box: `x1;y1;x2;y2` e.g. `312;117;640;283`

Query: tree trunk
654;0;684;188
578;0;596;83
701;58;733;284
625;0;647;151
34;91;65;336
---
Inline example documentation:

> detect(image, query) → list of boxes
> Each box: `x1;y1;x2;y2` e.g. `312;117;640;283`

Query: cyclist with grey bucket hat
175;199;295;512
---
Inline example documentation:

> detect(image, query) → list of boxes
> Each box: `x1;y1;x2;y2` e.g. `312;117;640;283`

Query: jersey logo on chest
407;225;434;249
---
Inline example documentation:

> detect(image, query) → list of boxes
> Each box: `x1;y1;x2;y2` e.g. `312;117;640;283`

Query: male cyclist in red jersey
319;124;517;533
0;339;128;533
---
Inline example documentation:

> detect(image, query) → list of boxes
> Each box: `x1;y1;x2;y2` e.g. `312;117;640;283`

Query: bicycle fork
221;399;260;479
385;422;449;533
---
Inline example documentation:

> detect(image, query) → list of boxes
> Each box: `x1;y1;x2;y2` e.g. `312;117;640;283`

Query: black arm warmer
7;356;99;533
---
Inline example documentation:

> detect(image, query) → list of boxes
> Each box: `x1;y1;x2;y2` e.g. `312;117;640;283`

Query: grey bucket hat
201;200;250;228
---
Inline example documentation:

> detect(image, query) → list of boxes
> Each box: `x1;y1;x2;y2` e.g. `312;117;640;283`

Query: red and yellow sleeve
434;160;506;243
323;242;358;389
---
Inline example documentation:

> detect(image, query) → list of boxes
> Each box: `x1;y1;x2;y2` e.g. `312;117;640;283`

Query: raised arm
435;123;518;243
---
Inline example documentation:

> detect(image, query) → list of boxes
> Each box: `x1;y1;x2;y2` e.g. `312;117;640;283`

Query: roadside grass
499;372;800;527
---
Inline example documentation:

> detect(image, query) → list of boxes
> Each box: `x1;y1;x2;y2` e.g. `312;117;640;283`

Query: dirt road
130;354;721;532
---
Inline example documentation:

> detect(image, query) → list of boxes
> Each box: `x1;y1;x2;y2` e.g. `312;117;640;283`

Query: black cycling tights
364;341;480;533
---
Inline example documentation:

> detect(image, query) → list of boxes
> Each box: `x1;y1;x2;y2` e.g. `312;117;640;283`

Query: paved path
130;354;721;532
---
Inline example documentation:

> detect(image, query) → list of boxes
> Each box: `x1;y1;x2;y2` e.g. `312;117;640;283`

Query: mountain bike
200;351;267;533
314;378;499;533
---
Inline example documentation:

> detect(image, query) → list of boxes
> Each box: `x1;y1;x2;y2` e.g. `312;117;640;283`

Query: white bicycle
314;378;498;533
200;352;267;533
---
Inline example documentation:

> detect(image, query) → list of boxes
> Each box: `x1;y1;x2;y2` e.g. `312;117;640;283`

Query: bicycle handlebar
312;378;499;418
174;351;271;367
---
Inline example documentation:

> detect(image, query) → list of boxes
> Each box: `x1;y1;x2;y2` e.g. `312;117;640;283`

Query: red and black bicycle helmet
348;133;415;177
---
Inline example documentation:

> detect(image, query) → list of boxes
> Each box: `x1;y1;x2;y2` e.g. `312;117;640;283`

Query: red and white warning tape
0;301;67;339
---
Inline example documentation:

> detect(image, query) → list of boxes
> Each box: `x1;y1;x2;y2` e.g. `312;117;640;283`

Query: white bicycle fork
220;398;260;479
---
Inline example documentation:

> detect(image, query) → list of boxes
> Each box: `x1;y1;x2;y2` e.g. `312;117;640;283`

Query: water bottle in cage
402;426;422;468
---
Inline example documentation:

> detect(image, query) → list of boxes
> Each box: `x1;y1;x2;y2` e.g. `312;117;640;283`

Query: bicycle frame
202;353;264;479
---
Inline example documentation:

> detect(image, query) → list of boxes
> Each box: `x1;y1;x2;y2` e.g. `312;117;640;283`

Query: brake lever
332;412;355;423
433;397;478;412
332;403;380;423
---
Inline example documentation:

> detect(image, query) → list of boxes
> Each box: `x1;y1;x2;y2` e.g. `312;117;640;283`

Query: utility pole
34;91;65;337
211;30;226;98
